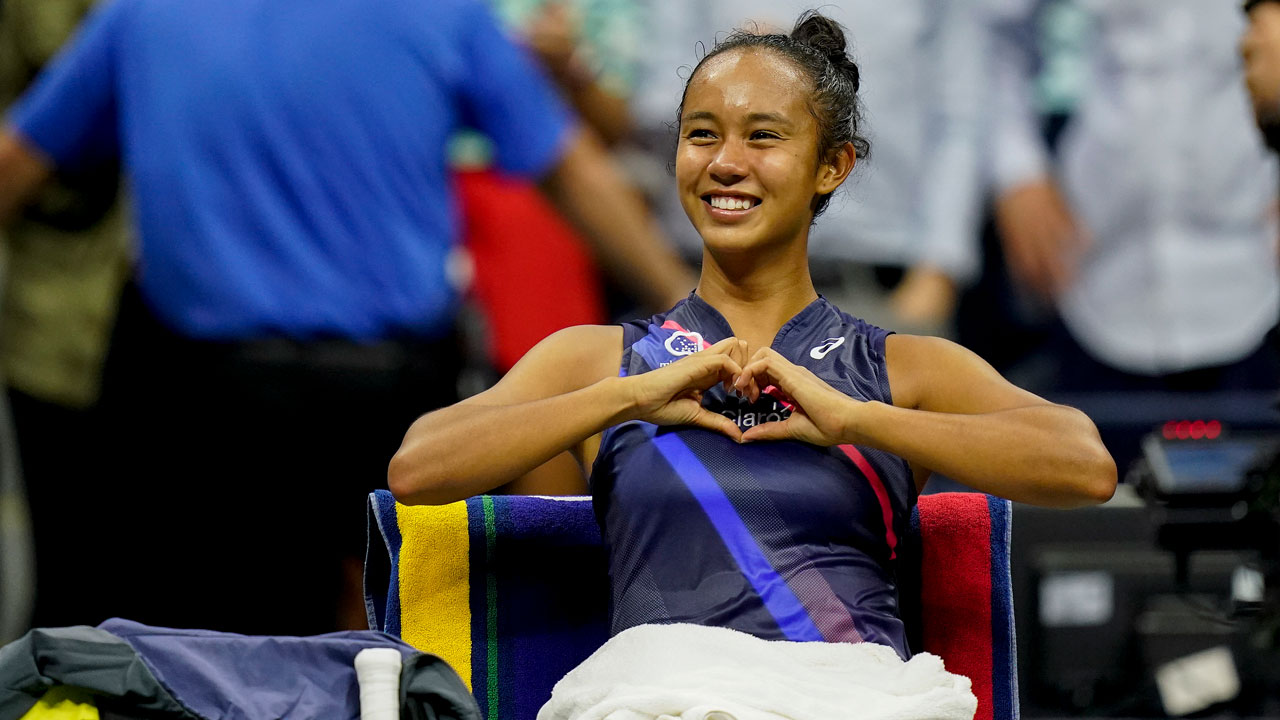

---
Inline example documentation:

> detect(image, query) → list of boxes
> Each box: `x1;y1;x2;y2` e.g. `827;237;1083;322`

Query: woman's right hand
623;337;747;441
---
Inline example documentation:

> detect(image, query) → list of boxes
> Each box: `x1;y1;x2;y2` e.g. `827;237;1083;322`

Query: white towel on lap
537;624;977;720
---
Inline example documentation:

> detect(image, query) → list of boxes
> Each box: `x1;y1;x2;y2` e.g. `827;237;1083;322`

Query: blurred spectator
0;0;131;628
0;0;690;634
629;0;988;336
449;0;647;374
988;0;1280;393
517;0;637;145
1243;0;1280;153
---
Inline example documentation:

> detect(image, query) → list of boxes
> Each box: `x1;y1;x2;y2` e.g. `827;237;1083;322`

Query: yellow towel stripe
396;499;473;690
19;687;99;720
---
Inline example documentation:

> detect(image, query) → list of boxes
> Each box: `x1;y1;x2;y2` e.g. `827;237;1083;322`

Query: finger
734;361;773;403
736;347;786;401
688;407;744;442
682;352;742;388
741;355;796;398
741;417;794;443
704;336;740;356
702;338;740;386
704;339;747;393
728;339;750;392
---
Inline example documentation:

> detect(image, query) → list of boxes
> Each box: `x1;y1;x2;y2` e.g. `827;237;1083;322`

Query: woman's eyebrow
745;111;792;127
681;110;794;127
681;110;717;123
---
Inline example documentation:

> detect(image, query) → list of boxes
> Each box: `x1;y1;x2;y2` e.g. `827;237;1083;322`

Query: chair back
366;490;1017;720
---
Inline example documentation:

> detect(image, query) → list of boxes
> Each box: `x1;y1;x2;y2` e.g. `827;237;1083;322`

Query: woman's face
676;48;847;254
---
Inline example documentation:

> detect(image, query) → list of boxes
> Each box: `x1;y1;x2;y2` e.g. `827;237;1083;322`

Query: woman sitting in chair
389;11;1115;663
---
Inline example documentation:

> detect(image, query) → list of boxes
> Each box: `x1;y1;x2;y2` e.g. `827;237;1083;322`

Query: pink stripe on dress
837;445;899;560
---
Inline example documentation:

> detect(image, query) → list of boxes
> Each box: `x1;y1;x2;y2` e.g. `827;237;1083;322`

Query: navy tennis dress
590;293;917;659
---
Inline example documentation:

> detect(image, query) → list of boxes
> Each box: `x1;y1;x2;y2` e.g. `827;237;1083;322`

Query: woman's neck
695;244;818;353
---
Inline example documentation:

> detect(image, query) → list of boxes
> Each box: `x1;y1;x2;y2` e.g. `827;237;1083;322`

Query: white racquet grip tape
354;647;403;720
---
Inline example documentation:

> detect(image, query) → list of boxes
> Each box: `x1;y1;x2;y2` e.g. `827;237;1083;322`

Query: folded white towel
537;624;977;720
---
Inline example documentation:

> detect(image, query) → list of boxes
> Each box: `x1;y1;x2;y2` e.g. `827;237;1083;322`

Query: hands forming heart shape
625;337;864;447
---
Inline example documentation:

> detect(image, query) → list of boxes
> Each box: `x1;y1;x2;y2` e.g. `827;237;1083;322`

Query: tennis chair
366;490;1018;720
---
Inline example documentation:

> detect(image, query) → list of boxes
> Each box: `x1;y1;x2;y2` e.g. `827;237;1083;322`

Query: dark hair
677;10;871;217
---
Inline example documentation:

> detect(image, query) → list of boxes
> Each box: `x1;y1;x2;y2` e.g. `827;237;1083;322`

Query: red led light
1175;421;1191;439
1206;420;1222;439
1162;421;1177;439
1190;420;1205;439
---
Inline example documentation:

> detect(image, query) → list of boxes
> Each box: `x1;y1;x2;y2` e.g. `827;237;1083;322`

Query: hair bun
790;11;860;93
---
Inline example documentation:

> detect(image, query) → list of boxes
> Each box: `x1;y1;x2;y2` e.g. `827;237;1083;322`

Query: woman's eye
751;130;780;141
686;129;715;140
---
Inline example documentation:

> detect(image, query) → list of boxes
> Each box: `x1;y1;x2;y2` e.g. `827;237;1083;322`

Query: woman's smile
703;192;762;221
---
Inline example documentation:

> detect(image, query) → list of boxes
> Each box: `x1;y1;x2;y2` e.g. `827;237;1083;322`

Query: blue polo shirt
9;0;573;340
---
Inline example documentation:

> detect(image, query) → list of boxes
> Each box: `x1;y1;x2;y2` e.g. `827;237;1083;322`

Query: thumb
741;419;794;443
688;408;744;443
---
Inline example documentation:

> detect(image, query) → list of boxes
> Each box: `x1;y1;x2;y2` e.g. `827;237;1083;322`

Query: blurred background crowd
0;0;1278;717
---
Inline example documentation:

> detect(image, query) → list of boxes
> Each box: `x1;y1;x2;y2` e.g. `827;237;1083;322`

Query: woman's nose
708;141;747;185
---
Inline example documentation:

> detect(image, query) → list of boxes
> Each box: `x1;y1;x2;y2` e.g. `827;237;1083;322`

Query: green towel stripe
483;495;499;718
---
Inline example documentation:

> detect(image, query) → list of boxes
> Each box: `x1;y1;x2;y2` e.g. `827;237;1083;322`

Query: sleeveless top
590;293;917;660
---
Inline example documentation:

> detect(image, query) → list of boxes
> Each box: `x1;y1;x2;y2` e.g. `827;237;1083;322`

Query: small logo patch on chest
664;330;705;356
809;337;845;360
708;393;793;429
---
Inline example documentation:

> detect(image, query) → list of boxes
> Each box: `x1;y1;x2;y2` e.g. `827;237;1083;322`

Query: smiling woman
388;10;1115;718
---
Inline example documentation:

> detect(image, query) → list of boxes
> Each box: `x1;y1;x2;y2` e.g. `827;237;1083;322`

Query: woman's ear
816;142;856;195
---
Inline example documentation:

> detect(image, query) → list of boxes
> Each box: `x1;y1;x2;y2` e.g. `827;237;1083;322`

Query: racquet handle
354;647;403;720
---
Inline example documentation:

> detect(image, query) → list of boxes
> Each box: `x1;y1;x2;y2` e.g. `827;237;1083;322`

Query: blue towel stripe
988;495;1018;720
370;491;403;637
648;428;824;642
466;497;492;718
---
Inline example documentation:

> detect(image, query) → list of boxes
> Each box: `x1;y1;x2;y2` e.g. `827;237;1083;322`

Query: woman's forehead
683;49;811;120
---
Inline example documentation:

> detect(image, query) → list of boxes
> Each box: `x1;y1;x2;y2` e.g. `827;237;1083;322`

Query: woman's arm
388;327;747;505
733;335;1116;508
387;325;623;505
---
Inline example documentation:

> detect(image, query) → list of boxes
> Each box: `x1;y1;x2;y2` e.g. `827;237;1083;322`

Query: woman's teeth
709;196;754;210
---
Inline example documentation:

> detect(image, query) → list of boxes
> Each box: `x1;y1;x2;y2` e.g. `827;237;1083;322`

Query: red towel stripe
919;493;995;720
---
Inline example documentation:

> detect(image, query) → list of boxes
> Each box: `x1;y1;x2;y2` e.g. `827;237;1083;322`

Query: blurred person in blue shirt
0;0;691;633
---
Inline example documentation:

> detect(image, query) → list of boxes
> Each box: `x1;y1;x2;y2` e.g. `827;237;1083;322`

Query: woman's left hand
733;347;863;446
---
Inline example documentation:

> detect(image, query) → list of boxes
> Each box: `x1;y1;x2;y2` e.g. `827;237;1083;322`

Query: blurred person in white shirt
989;0;1280;391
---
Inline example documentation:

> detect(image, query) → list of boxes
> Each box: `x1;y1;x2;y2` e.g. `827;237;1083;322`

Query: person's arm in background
0;130;51;225
0;1;54;225
987;0;1089;303
0;0;123;226
460;0;694;313
539;125;692;311
524;1;631;145
890;0;988;329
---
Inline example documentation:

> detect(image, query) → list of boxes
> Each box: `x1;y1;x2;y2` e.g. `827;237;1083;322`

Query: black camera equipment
1130;427;1280;711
